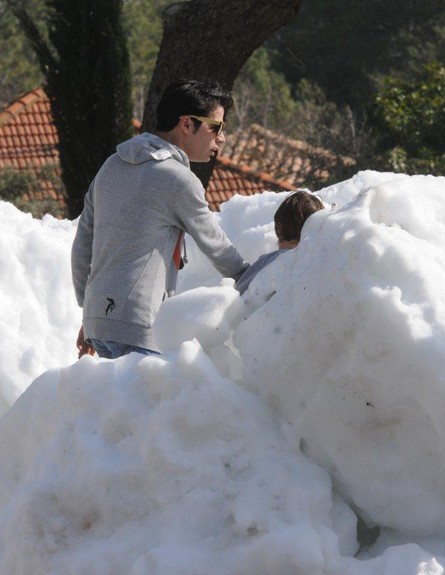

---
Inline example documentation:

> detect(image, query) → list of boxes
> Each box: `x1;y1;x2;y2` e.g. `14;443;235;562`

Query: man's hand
76;325;95;359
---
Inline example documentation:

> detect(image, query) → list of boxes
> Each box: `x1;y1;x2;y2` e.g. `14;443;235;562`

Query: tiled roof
0;87;59;169
224;124;354;188
0;88;293;217
206;155;291;212
0;88;66;216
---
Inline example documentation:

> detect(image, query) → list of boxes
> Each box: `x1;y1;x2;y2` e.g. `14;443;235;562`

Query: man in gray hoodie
72;79;249;359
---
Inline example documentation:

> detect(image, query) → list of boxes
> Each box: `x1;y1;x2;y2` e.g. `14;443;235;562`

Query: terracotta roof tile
223;124;354;188
206;154;291;212
0;87;64;216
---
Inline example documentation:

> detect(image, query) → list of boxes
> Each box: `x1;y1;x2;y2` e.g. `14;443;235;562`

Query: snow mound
235;173;445;536
0;202;80;411
0;343;353;575
1;171;445;574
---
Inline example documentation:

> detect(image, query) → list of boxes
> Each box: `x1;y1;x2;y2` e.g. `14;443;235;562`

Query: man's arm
171;173;249;279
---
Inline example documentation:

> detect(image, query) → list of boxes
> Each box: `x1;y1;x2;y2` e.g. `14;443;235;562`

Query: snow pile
235;174;445;536
0;346;349;574
0;171;445;574
0;202;80;411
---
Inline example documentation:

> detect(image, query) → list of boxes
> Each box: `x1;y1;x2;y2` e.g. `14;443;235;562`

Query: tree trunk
141;0;303;137
9;0;134;219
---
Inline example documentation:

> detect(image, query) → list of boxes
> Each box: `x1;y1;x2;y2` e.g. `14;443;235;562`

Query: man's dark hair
274;190;324;243
156;78;233;132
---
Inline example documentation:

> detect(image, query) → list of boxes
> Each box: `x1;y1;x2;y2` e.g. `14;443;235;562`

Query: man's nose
216;130;226;144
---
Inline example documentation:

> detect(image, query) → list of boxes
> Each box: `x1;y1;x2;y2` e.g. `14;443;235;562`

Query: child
235;190;325;295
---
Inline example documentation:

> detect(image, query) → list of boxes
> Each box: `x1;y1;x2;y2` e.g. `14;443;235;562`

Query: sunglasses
188;115;225;136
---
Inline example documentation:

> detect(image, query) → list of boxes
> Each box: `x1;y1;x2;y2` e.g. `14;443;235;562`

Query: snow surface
0;171;445;574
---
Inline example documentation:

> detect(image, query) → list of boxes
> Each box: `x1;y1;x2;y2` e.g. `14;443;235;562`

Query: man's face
183;105;226;163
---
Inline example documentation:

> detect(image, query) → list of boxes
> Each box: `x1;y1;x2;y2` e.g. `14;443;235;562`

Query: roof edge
216;154;293;191
0;87;47;127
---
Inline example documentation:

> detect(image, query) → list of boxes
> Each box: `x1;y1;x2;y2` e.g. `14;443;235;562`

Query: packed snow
0;170;445;574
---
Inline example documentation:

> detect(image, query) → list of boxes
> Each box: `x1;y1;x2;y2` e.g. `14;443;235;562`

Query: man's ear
178;115;192;134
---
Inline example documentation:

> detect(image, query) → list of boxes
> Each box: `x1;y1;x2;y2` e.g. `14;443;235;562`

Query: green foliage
0;166;37;200
232;47;298;134
0;0;41;106
292;80;369;187
0;163;67;218
264;0;445;178
292;80;342;144
374;62;445;174
268;0;445;110
123;0;163;120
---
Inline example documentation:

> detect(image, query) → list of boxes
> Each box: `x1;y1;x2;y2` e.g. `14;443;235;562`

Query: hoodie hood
116;133;190;168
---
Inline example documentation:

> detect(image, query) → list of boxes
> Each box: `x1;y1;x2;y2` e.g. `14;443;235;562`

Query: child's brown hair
274;191;324;243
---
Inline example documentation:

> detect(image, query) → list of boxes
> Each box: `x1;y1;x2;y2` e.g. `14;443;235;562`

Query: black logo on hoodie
105;298;116;315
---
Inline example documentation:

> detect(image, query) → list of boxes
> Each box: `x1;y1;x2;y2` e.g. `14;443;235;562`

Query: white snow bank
235;173;445;536
0;171;445;574
0;343;354;575
0;202;80;411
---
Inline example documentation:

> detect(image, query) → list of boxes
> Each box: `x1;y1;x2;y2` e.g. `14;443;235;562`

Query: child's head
274;190;324;247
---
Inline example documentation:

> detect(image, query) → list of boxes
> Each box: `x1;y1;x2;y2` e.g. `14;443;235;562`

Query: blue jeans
88;339;161;360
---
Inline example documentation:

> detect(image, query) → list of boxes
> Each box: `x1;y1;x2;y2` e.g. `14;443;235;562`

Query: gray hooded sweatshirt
71;132;248;352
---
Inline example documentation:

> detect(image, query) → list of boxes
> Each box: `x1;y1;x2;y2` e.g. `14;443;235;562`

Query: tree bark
141;0;303;133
